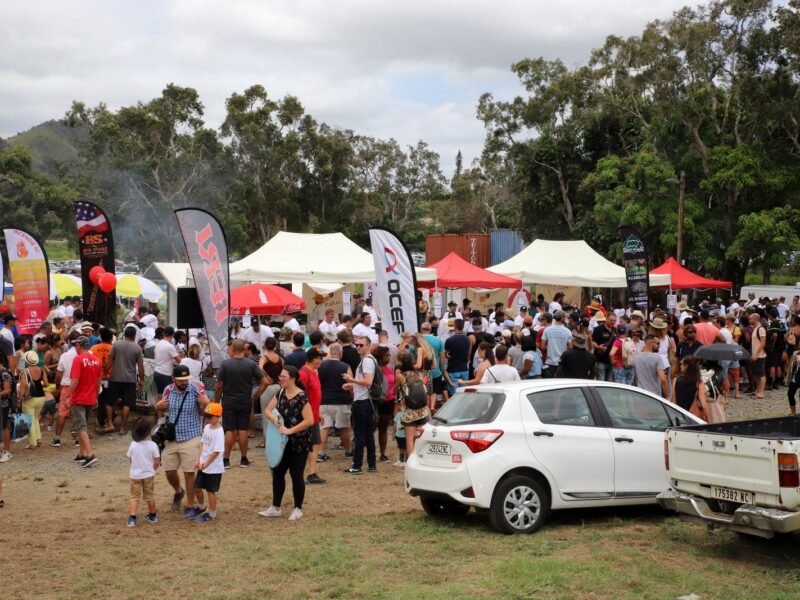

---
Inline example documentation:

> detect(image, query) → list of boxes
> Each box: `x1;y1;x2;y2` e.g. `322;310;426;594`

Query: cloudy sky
2;0;694;172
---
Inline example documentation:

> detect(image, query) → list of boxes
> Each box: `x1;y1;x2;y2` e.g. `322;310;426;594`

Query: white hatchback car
405;379;702;534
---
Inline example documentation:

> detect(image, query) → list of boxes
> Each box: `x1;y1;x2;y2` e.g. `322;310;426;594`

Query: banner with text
74;201;116;326
368;227;418;344
3;228;49;334
175;208;230;368
618;226;650;314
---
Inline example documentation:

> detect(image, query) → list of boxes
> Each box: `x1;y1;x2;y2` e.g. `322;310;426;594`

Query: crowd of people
1;289;799;521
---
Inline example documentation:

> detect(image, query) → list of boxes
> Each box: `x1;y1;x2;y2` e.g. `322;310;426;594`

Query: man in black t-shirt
556;334;596;379
283;332;308;368
592;313;616;381
318;343;353;459
338;330;361;375
444;319;471;394
215;340;267;469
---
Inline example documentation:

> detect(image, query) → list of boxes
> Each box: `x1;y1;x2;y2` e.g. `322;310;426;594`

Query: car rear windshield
432;391;505;425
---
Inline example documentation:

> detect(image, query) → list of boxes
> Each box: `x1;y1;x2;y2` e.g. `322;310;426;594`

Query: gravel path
726;382;794;420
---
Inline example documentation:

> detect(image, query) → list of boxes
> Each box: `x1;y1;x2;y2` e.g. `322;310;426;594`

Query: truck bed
670;416;800;439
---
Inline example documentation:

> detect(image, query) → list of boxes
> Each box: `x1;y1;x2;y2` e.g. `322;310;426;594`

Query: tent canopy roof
487;239;671;287
144;262;192;292
651;257;732;289
229;231;436;284
420;252;522;288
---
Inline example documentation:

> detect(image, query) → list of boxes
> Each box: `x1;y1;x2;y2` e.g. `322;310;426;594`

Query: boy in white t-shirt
127;418;161;527
193;402;225;523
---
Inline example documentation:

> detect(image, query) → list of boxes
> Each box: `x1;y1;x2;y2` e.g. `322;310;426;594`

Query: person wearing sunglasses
342;336;379;474
675;325;703;380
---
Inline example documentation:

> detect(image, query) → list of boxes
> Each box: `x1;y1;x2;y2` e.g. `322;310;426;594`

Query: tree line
1;0;799;289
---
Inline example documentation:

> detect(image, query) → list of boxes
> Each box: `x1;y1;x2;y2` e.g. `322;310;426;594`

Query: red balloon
98;272;117;293
89;265;105;285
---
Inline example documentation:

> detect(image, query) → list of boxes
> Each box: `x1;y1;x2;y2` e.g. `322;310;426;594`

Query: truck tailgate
666;429;800;510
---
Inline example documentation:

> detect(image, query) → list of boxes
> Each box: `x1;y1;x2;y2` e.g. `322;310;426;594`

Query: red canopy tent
230;283;306;316
651;257;732;289
420;252;522;288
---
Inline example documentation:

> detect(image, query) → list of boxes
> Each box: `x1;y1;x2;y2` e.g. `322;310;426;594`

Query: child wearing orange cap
193;402;224;522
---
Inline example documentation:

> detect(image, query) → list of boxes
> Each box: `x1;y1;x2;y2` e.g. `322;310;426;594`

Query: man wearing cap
514;305;528;329
555;334;595;379
541;310;573;378
362;297;379;327
0;314;16;346
215;339;268;469
104;326;145;435
591;312;616;381
156;364;211;517
69;336;102;467
241;317;274;356
52;331;80;447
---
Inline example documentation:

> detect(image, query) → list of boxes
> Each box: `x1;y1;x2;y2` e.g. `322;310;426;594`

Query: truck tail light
664;439;670;471
778;453;799;488
450;430;504;453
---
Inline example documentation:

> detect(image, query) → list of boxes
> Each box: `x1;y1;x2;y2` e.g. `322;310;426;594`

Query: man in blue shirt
155;364;211;518
422;322;447;406
444;319;471;394
541;310;573;379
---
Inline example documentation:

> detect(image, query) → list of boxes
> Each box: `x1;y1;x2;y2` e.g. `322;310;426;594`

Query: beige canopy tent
142;262;193;328
229;231;436;283
488;239;671;287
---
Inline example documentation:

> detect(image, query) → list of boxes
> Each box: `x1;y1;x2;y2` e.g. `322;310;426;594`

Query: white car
405;379;702;534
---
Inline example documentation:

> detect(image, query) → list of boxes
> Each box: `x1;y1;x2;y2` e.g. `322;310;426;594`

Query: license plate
427;443;450;455
711;486;754;504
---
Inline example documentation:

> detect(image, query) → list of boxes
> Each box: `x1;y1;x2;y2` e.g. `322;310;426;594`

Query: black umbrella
694;344;750;362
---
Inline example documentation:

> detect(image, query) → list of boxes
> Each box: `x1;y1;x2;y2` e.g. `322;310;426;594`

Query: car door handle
533;431;554;437
614;437;634;443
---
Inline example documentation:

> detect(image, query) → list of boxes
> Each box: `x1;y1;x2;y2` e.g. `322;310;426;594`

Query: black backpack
366;356;387;401
402;372;429;409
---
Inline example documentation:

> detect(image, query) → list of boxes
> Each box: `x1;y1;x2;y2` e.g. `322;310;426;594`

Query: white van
739;284;800;301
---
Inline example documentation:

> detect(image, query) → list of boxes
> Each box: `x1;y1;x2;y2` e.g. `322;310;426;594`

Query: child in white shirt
193;403;225;522
127;417;160;527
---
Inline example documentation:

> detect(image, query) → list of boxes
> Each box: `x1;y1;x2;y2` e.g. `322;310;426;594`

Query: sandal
0;500;4;508
118;430;128;436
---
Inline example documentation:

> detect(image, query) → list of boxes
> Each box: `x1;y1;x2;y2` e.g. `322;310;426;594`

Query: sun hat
630;310;645;319
650;317;668;330
24;350;40;366
594;312;606;323
572;334;587;348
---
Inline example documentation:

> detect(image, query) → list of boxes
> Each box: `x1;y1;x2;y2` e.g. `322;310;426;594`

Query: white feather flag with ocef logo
368;228;419;344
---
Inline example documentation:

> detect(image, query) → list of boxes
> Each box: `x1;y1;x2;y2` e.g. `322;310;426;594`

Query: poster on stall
619;226;650;314
342;291;351;318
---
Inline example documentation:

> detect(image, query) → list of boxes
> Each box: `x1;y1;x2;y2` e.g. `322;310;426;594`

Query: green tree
726;207;800;282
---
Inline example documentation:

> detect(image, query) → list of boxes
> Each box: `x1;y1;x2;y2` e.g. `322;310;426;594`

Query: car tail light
664;439;670;471
778;453;799;488
450;430;504;453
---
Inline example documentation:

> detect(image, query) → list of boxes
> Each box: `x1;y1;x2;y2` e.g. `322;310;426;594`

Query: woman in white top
180;345;204;386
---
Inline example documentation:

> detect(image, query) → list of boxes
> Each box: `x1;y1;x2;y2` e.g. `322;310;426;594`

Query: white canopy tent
229;231;436;283
143;262;193;328
488;239;671;287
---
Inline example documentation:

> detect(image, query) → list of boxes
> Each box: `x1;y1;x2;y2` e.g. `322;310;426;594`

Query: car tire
489;475;550;535
420;496;470;518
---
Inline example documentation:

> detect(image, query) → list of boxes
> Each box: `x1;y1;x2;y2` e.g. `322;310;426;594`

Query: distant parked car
405;380;701;534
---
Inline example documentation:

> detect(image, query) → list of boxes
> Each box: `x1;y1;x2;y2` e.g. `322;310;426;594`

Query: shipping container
490;229;523;266
425;233;491;268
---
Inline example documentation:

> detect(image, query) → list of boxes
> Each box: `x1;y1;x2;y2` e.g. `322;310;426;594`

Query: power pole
676;170;686;265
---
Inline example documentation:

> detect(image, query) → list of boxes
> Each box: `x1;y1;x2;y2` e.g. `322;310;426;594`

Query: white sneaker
0;451;11;463
393;460;405;467
258;506;282;518
288;508;303;521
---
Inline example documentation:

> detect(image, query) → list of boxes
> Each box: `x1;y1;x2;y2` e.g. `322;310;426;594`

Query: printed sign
369;228;419;344
3;228;49;334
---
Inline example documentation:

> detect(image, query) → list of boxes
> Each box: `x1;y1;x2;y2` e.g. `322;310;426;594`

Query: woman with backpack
372;346;395;463
409;333;436;411
18;350;48;449
395;352;429;460
609;324;635;385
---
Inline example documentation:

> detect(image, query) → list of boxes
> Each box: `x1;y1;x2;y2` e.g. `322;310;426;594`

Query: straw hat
650;317;668;330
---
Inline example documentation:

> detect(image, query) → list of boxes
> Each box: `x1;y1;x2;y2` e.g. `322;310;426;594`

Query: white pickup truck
658;417;800;538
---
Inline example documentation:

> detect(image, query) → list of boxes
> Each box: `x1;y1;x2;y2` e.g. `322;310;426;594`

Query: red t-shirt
299;365;322;423
70;353;102;406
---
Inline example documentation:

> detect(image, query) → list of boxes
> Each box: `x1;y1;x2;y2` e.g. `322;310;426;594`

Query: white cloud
0;0;695;170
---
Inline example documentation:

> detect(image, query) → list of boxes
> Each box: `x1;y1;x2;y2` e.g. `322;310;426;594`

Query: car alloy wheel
489;475;550;535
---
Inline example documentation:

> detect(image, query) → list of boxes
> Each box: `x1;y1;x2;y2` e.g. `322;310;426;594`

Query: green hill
5;119;86;177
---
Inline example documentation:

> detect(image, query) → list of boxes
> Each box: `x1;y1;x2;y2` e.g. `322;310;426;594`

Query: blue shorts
446;371;468;395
